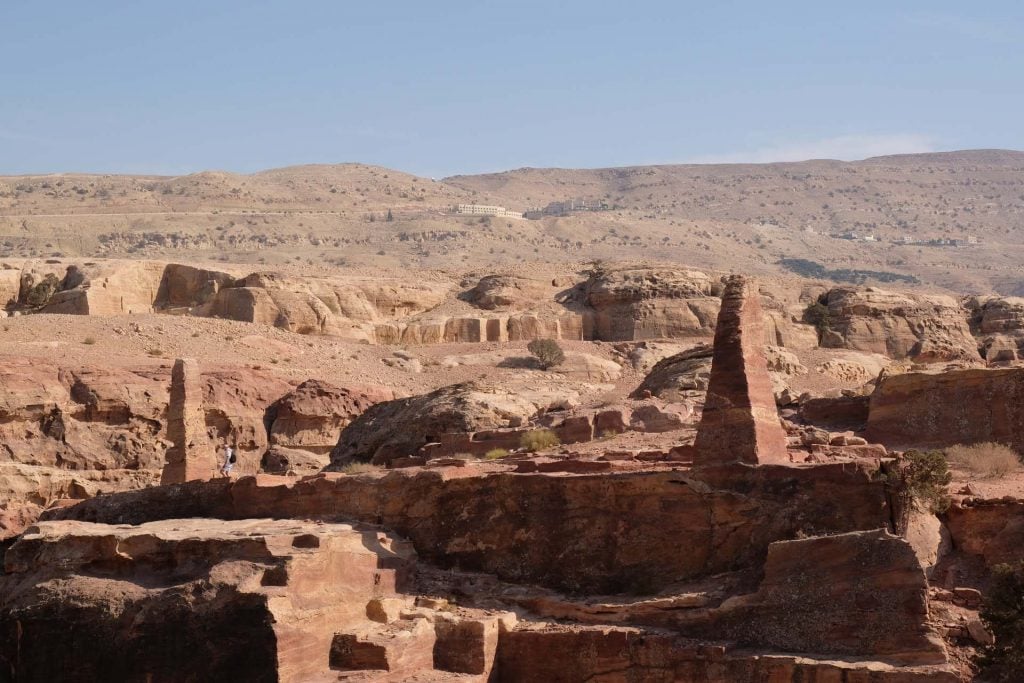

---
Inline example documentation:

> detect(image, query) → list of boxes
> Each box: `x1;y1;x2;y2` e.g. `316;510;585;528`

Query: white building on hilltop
453;204;523;219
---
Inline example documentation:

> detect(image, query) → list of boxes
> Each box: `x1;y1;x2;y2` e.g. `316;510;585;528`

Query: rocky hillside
4;150;1024;293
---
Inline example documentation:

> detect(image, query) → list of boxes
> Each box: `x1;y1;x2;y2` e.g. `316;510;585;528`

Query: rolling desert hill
2;150;1024;293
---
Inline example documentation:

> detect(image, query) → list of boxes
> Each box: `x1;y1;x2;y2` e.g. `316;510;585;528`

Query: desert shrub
945;442;1021;478
483;448;510;460
527;339;565;370
520;429;560;452
23;273;60;308
803;301;832;336
880;449;952;535
340;462;379;475
975;561;1024;681
82;337;96;345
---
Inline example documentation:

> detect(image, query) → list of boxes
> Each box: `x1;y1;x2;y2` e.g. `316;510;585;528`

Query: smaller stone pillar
693;276;790;466
160;358;215;484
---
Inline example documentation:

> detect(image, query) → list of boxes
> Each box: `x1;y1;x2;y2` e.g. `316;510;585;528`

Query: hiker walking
221;443;236;477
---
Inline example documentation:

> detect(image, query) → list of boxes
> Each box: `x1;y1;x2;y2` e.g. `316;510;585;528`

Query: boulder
764;345;807;377
551;353;621;382
261;445;329;475
629;402;690;432
710;530;946;665
268;379;393;454
583;266;720;341
631;344;713;402
462;274;555;311
818;286;979;362
328;379;584;467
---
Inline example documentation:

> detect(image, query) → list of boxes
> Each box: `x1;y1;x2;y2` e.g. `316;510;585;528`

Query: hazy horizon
4;146;1024;180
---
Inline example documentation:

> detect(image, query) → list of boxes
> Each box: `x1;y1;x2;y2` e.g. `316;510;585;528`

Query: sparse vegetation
520;429;560;452
340;462;379;475
880;449;952;535
945;442;1022;478
779;258;919;285
527;339;565;370
803;300;832;336
483;448;510;460
975;561;1024;681
82;337;96;345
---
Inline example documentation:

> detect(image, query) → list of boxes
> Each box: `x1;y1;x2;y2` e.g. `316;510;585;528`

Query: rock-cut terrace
0;275;981;681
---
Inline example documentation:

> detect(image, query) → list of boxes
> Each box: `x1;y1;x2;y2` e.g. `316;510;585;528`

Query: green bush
902;449;952;513
520;429;560;452
879;449;952;534
976;561;1024;681
527;339;565;370
803;301;832;336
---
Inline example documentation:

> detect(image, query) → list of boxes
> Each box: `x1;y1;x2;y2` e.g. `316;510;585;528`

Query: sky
2;1;1023;177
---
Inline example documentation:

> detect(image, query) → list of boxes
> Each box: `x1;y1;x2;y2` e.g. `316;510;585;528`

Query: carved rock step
331;607;517;679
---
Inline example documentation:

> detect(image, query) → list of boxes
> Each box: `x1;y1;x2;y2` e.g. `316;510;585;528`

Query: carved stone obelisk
160;358;214;484
693;276;790;466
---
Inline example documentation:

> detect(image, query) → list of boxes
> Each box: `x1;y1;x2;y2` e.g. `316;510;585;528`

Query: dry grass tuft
340;462;379;475
945;442;1022;478
520;429;560;453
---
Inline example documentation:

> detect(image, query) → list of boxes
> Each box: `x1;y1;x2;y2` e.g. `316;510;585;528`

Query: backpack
228;450;237;464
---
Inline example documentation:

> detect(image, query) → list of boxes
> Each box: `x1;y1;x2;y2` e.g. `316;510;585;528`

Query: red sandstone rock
160;358;215;484
268;379;391;454
944;498;1024;567
694;276;790;466
49;463;892;595
819;286;980;362
866;366;1024;452
0;518;417;682
705;529;947;666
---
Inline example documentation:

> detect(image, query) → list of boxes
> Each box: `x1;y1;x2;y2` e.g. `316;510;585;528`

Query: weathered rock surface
819;287;980;362
207;271;448;340
967;295;1024;361
329;379;583;466
799;394;871;431
0;518;417;682
462;274;558;311
705;529;946;665
0;463;156;539
0;357;294;534
583;266;721;341
267;379;393;454
944;498;1024;568
630;343;713;402
694;276;790;466
497;627;954;682
815;350;891;383
50;463;892;595
866;366;1024;452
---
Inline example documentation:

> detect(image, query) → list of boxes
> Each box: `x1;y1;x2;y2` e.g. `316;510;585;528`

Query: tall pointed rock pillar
693;276;790;466
160;358;215;484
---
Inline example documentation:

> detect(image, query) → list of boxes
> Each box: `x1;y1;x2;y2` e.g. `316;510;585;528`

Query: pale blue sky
2;1;1022;176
